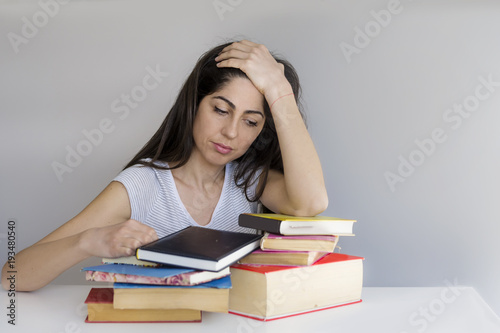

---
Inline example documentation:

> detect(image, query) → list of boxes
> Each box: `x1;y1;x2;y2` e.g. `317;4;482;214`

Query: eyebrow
213;96;264;118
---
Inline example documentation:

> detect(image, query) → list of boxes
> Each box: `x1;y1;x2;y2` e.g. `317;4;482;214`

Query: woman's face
192;77;266;168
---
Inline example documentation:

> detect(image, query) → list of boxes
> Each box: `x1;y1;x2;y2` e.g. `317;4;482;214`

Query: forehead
211;77;264;109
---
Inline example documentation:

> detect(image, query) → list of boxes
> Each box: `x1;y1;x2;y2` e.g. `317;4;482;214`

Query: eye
214;107;228;115
245;119;258;127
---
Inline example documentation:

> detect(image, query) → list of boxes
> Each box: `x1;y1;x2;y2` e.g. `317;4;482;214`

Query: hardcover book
136;226;262;272
239;213;356;236
229;253;364;321
238;249;327;266
82;263;230;286
113;275;232;313
84;288;202;323
260;233;339;252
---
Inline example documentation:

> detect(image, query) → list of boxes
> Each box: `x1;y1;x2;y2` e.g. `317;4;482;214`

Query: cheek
194;111;218;136
240;127;263;149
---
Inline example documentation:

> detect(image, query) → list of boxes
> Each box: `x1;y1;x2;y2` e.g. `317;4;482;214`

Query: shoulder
113;162;172;223
114;160;169;187
113;163;171;205
114;164;158;187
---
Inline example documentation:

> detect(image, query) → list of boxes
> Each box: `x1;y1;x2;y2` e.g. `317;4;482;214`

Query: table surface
2;285;500;333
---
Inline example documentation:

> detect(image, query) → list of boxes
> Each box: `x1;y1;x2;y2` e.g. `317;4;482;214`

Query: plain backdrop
1;0;499;318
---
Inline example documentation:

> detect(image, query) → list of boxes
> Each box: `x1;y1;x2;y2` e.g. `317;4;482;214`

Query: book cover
82;263;230;286
238;213;356;236
232;252;364;273
84;288;202;323
136;226;262;271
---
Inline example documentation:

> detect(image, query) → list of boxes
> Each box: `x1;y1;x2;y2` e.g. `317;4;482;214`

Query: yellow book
259;233;339;252
84;288;201;323
238;249;327;266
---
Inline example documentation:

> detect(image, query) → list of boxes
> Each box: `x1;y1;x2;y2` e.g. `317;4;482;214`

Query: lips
213;142;233;154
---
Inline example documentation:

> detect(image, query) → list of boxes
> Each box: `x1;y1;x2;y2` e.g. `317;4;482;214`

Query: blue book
82;263;230;286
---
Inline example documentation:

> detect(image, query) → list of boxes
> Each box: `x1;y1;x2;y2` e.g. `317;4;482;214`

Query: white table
2;285;500;333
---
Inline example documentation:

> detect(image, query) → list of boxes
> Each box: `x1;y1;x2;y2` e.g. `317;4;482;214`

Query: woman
1;40;328;291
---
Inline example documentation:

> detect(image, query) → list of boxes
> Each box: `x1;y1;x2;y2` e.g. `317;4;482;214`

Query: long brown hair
124;41;304;202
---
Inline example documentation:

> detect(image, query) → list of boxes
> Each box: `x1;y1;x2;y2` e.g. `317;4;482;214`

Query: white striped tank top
113;161;261;238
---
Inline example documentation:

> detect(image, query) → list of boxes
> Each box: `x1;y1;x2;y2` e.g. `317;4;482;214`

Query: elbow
2;262;44;292
291;195;329;217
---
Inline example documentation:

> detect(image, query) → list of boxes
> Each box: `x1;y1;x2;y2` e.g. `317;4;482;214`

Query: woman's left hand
215;40;292;102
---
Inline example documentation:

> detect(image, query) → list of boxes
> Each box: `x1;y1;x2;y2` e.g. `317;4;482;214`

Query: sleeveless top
113;161;261;238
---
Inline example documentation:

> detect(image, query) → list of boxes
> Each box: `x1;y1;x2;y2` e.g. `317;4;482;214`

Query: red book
84;288;202;323
229;253;364;321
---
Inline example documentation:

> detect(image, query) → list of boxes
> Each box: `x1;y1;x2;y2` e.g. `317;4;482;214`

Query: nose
221;118;238;139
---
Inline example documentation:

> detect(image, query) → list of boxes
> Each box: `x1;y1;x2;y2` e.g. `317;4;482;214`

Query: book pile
81;226;262;323
229;213;364;321
81;257;231;323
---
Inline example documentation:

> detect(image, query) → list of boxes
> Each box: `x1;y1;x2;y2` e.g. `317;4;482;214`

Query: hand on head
215;40;292;102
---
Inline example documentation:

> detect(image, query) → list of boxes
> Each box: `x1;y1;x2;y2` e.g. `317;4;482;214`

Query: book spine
238;215;282;234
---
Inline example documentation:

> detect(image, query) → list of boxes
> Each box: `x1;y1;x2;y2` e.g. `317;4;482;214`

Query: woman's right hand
79;219;158;258
1;181;157;291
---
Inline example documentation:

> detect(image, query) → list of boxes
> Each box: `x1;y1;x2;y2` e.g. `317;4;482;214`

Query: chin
205;154;232;167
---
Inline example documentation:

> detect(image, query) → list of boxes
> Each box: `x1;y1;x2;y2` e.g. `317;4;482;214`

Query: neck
171;155;225;190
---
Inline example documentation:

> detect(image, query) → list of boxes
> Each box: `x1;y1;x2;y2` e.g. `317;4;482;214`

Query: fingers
116;236;144;256
220;39;258;54
116;220;158;253
216;49;250;62
215;41;290;100
238;39;259;47
123;219;158;244
216;40;270;66
220;42;253;55
93;220;158;258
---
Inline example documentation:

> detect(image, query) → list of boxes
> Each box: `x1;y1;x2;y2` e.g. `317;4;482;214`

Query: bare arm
1;181;157;291
216;40;328;216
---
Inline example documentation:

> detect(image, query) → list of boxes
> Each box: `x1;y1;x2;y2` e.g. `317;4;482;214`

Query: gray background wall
1;0;499;316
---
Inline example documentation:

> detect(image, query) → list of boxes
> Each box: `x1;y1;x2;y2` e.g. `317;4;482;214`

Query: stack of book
81;257;231;323
229;213;364;321
81;226;262;323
